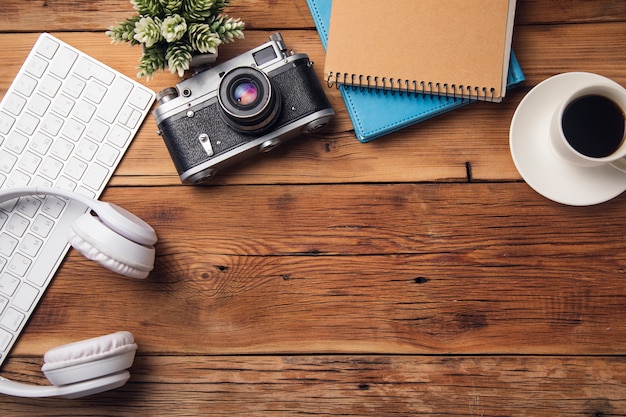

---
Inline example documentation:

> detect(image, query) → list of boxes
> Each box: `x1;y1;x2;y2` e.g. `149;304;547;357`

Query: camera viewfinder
253;46;278;66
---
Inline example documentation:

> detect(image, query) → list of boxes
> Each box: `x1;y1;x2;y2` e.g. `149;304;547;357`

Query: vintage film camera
153;33;335;184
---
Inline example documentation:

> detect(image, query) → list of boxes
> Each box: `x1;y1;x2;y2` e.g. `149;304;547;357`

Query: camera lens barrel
217;67;281;134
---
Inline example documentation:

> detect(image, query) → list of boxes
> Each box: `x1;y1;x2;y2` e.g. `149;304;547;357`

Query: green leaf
106;16;142;45
137;44;167;79
131;0;163;16
165;42;193;76
187;23;221;53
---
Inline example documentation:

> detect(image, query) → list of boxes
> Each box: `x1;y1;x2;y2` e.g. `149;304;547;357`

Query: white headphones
0;186;158;398
0;331;138;398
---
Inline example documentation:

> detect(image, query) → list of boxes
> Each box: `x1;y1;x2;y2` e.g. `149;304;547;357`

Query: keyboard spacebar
25;199;89;288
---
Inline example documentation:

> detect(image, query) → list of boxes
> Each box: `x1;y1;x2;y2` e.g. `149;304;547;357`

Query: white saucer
510;72;626;206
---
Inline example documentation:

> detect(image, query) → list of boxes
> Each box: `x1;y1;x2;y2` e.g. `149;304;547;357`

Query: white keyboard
0;33;155;366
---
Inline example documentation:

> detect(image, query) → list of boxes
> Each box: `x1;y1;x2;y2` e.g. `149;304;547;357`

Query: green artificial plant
107;0;245;79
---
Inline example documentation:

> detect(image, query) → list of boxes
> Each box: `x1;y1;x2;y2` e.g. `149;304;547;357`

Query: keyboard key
8;253;32;277
31;214;54;238
82;162;109;191
6;214;29;237
64;157;88;180
5;131;29;154
40;156;63;180
0;112;16;135
49;46;78;79
0;328;12;351
39;74;62;97
25;55;48;78
61;118;86;142
62;75;86;98
73;100;96;123
29;132;54;155
0;233;18;257
129;86;155;110
96;143;120;167
75;138;98;161
56;176;76;192
13;283;39;311
97;77;133;123
27;93;51;117
16;112;40;135
2;93;27;116
84;80;108;103
108;124;131;148
5;170;31;188
40;112;64;136
36;35;59;59
118;106;142;129
76;57;115;85
51;94;75;117
16;197;42;218
13;74;37;97
1;307;24;332
86;119;109;142
74;56;115;85
20;234;44;257
0;274;20;297
41;196;66;219
0;150;17;173
17;150;42;174
50;137;74;161
29;176;52;188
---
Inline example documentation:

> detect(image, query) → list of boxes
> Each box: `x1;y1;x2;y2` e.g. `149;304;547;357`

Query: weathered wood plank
1;355;625;416
1;0;626;32
4;183;626;357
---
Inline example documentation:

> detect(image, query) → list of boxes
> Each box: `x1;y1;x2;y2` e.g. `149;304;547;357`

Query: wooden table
2;0;626;415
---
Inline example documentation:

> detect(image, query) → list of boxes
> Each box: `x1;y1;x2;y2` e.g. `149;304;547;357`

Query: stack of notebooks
307;0;525;142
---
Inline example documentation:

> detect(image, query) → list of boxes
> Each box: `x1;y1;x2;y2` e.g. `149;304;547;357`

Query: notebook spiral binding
326;72;498;102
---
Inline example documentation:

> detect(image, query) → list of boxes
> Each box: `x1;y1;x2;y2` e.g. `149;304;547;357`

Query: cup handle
610;157;626;173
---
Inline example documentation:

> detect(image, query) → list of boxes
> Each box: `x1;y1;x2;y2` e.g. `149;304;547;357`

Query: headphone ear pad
68;213;155;279
41;332;137;386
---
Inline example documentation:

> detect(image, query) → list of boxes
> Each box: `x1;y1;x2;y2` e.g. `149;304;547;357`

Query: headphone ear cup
68;213;155;279
41;332;137;386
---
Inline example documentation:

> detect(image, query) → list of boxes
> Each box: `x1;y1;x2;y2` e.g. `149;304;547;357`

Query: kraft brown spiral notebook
324;0;517;102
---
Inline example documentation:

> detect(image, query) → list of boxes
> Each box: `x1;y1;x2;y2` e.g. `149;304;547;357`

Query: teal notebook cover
307;0;526;142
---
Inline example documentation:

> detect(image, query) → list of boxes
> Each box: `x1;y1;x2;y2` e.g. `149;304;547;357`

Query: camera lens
218;67;281;133
232;81;259;106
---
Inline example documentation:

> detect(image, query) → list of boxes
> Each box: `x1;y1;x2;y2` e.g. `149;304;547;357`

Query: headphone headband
0;186;157;246
0;186;95;207
0;372;130;399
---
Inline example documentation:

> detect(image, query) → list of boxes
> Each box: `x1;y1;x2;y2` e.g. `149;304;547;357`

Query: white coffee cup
549;74;626;172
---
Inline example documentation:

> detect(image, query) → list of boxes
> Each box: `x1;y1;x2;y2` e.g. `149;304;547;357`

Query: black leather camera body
153;33;335;184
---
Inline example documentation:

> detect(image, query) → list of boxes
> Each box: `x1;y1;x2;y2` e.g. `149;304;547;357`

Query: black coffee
561;94;625;158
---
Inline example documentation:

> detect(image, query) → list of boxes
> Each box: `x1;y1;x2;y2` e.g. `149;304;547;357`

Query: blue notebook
307;0;526;142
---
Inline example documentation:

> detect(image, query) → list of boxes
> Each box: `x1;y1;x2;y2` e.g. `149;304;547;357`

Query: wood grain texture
6;184;626;358
1;0;626;32
1;0;626;415
1;356;626;416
